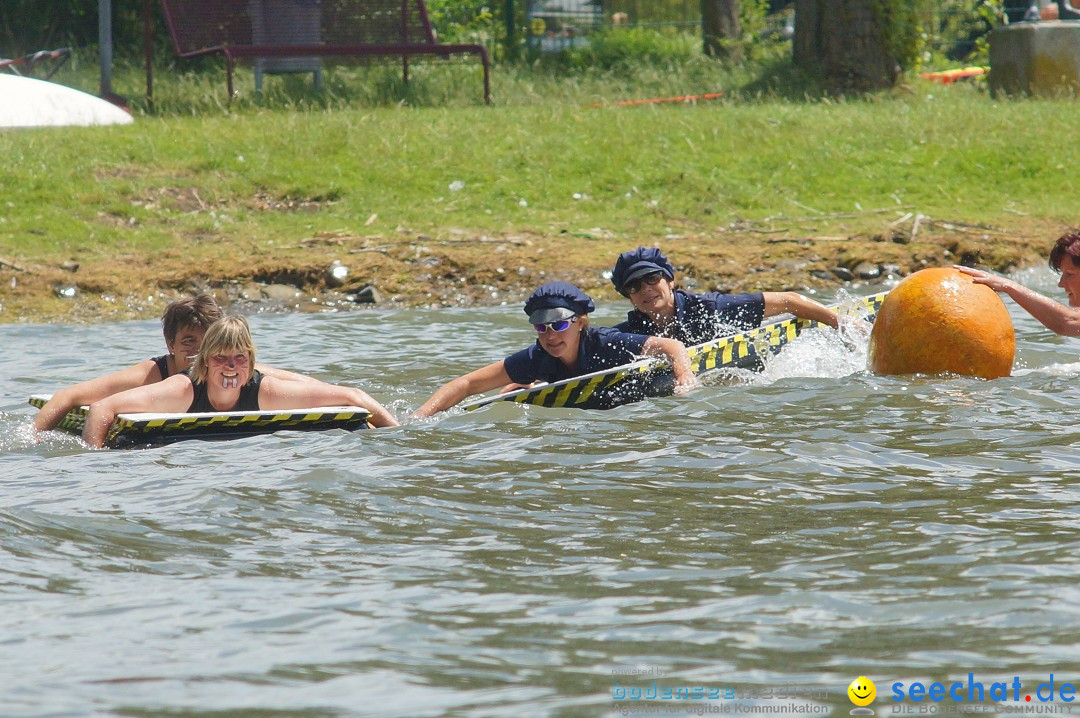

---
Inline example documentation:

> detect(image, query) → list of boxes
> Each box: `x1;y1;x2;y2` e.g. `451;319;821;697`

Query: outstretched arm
35;360;163;433
82;375;194;448
763;291;839;329
258;377;399;428
955;265;1080;336
255;364;325;385
642;337;697;393
412;361;512;418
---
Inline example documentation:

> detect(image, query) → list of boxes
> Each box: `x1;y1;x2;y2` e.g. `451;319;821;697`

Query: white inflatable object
0;74;133;129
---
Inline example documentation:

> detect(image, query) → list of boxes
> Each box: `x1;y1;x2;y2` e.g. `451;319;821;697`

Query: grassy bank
0;59;1075;323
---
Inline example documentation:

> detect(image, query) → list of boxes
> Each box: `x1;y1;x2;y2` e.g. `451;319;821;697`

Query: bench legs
217;49;488;105
479;47;491;104
254;64;324;93
226;53;235;100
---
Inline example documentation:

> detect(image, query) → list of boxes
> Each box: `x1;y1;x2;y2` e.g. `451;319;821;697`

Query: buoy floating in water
868;267;1014;380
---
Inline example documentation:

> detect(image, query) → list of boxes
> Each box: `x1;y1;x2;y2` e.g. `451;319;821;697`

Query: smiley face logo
848;676;876;707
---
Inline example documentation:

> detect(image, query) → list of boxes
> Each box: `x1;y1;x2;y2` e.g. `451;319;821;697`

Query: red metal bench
145;0;491;103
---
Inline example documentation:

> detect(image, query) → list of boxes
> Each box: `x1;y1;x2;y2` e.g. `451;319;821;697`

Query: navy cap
611;247;675;295
523;281;596;324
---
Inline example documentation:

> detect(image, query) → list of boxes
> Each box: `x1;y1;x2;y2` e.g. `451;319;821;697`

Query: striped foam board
29;396;370;448
462;290;889;412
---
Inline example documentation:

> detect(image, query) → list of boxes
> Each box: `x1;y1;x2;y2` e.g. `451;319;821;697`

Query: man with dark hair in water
34;294;316;433
82;315;398;447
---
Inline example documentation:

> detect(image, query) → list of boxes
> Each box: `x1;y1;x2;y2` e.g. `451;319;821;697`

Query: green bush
564;28;698;71
425;0;497;46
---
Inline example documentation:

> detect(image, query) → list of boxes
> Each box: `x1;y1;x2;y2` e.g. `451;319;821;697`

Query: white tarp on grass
0;74;132;129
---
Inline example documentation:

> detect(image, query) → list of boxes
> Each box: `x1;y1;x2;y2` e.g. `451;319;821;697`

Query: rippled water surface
3;271;1080;717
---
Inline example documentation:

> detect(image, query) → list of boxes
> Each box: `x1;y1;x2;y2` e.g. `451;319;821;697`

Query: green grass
1;51;1076;268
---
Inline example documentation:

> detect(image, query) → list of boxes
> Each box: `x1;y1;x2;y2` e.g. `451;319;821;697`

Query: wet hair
190;316;257;384
1049;231;1080;272
161;294;223;344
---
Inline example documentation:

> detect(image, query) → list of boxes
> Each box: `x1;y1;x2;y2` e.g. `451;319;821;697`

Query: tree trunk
701;0;741;62
793;0;899;93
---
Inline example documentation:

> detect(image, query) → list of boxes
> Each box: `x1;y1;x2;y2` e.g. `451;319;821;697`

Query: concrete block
989;21;1080;96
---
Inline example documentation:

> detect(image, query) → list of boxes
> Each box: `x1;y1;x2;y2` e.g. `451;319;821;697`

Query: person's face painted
167;325;206;372
208;348;251;389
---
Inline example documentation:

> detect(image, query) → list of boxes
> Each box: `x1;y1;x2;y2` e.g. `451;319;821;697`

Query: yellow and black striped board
461;291;889;412
29;395;370;448
28;395;88;433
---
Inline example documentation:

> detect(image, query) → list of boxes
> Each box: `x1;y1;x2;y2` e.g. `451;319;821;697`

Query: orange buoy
868;267;1015;379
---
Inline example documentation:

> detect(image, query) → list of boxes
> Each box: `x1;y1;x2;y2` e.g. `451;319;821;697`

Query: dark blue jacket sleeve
697;291;765;328
613;312;650;336
585;327;649;371
503;346;544;385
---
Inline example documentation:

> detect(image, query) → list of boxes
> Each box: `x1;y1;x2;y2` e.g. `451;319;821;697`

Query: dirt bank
0;220;1057;324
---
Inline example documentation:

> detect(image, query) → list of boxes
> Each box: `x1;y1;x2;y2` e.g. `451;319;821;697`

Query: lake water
3;269;1080;717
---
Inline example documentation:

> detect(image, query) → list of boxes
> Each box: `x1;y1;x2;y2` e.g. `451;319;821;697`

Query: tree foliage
425;0;497;45
1;0;1002;73
873;0;926;72
0;0;147;57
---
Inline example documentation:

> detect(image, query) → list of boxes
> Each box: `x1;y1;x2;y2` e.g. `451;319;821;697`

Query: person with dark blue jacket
611;247;840;345
413;282;696;417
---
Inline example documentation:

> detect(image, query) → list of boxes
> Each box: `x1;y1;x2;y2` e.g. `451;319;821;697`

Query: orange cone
868;267;1014;379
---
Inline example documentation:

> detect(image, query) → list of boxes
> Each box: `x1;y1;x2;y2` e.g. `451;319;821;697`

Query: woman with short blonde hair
190;316;257;384
35;295;329;436
83;316;398;446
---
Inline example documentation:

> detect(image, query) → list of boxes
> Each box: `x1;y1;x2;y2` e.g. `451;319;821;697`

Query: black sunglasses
623;271;664;296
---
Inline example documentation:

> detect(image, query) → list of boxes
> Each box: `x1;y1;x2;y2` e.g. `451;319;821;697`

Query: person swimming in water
413;281;697;417
81;315;398;446
34;293;319;434
610;247;841;345
956;230;1080;337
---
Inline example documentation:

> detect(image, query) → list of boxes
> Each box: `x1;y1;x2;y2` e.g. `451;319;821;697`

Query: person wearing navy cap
413;281;696;417
610;247;840;345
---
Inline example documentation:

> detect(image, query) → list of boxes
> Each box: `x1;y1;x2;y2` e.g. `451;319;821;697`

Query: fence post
505;0;517;59
100;0;113;96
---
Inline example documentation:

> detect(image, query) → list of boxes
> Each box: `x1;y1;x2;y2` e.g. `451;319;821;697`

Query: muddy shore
0;221;1057;324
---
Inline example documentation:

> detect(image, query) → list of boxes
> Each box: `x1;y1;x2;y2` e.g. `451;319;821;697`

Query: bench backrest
160;0;440;55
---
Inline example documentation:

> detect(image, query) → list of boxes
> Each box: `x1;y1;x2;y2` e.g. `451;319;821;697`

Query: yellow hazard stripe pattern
470;290;888;411
505;362;654;410
27;396;89;433
104;409;370;447
29;397;370;445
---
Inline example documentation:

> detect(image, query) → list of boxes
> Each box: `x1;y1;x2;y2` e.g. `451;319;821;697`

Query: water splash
758;326;869;383
0;414;86;455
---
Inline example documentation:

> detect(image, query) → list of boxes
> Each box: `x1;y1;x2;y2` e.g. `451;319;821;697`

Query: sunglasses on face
533;316;578;333
624;271;664;295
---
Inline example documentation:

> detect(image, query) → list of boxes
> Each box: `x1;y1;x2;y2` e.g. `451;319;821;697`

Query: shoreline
0;226;1053;324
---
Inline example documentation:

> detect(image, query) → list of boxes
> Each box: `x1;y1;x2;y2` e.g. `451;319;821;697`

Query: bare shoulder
99;372;193;414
